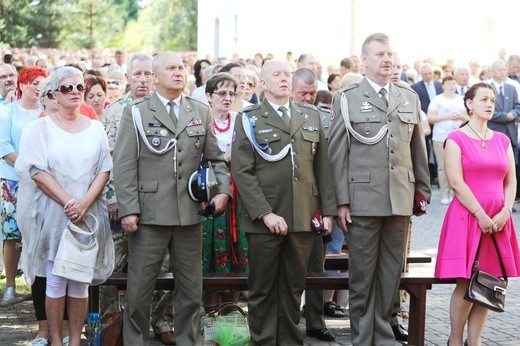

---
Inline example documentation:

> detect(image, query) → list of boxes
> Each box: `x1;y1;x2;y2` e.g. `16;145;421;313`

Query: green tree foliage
58;0;126;49
27;0;63;48
0;0;30;47
120;0;197;51
0;0;196;51
114;0;139;23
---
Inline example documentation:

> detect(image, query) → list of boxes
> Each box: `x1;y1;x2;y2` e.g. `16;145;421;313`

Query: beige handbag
52;213;99;284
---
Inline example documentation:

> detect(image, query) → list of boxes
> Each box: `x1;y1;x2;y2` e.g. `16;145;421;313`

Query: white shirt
365;77;390;102
156;92;181;119
269;101;291;118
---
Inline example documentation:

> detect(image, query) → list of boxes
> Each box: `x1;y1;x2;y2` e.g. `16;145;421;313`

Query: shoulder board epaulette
293;101;318;111
184;95;209;107
242;104;261;113
394;81;418;96
394;80;413;90
339;82;360;93
128;96;150;106
317;105;331;113
131;96;150;106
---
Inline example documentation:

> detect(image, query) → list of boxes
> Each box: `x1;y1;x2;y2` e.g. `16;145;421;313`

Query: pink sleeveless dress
435;130;520;279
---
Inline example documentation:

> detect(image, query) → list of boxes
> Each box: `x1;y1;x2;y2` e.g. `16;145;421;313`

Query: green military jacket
231;99;336;234
113;92;230;226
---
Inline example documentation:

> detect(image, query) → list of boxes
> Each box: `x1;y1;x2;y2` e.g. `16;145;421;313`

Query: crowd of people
1;34;520;346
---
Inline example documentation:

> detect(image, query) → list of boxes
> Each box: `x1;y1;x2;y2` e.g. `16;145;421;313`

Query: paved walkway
1;187;520;345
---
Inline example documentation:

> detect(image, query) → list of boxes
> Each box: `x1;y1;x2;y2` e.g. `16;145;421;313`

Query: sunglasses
213;90;237;98
57;83;85;94
45;91;55;100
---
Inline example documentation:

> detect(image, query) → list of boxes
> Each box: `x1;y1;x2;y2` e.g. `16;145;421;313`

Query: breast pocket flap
139;181;158;192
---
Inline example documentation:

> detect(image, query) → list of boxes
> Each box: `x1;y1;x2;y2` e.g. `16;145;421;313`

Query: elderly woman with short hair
15;66;114;346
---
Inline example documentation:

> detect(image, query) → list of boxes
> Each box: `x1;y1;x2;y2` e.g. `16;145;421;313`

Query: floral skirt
202;207;249;275
1;178;21;240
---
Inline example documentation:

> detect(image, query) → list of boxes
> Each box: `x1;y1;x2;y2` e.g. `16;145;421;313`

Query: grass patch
0;272;32;297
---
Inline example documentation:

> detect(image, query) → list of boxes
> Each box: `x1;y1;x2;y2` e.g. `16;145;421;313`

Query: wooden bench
324;252;431;270
89;268;455;346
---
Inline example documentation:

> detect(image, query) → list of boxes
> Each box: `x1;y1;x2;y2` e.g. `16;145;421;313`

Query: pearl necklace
213;114;231;133
467;123;488;149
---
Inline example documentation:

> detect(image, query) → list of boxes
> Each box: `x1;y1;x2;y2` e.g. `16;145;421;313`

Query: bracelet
503;205;513;214
63;198;75;210
471;207;482;215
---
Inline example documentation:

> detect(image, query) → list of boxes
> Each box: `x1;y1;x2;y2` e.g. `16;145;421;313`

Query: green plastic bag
207;303;250;346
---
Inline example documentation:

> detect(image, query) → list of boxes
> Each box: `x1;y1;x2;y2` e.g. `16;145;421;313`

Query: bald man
232;60;336;345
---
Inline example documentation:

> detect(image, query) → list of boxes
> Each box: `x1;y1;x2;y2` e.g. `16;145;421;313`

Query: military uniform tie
168;100;178;127
278;106;291;128
379;88;388;108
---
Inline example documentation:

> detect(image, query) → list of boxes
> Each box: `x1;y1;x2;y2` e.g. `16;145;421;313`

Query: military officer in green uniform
113;51;231;346
291;67;337;342
231;60;336;345
328;33;431;345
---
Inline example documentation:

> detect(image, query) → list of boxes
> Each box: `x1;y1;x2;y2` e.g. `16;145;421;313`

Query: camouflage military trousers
99;230;174;334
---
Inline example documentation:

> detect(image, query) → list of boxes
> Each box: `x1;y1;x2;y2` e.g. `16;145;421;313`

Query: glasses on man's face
107;80;120;86
213;90;237;98
247;83;256;88
57;83;85;94
0;73;16;81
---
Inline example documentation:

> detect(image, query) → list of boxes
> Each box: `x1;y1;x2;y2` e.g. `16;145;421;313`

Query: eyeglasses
247;83;256;88
0;73;15;81
107;80;120;86
57;83;85;94
45;91;55;100
213;90;237;98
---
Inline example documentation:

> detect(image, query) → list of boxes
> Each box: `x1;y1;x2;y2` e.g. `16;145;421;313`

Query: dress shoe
306;328;335;341
392;324;408;342
156;331;176;345
2;287;15;303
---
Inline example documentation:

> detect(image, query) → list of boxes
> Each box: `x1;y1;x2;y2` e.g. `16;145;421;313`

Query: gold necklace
467;123;488;149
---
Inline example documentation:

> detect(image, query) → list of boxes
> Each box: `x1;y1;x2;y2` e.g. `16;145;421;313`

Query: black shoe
306;328;335;341
392;324;408;342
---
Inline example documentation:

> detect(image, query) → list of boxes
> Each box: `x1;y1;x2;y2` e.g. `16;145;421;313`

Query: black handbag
464;233;508;312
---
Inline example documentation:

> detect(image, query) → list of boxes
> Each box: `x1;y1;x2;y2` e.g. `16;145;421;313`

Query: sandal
31;337;49;346
324;301;346;318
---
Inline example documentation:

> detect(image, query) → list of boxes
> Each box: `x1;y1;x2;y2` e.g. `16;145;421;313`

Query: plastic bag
202;302;250;346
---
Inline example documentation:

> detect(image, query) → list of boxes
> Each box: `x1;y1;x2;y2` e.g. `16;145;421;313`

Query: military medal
151;136;161;147
195;138;201;149
364;126;371;135
160;129;168;136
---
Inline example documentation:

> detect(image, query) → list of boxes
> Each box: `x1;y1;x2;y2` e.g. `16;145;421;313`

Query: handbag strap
473;233;508;282
67;212;99;236
209;302;247;318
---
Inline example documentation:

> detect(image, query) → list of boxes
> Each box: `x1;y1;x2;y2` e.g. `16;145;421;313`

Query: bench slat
324;252;432;270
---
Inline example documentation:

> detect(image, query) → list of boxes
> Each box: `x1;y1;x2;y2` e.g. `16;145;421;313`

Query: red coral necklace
213;114;231;133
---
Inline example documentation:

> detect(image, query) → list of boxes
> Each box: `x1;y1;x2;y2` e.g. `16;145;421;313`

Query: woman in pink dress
435;82;520;346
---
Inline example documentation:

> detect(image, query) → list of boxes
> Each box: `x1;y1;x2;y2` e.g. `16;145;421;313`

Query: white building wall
197;0;352;68
197;0;520;69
